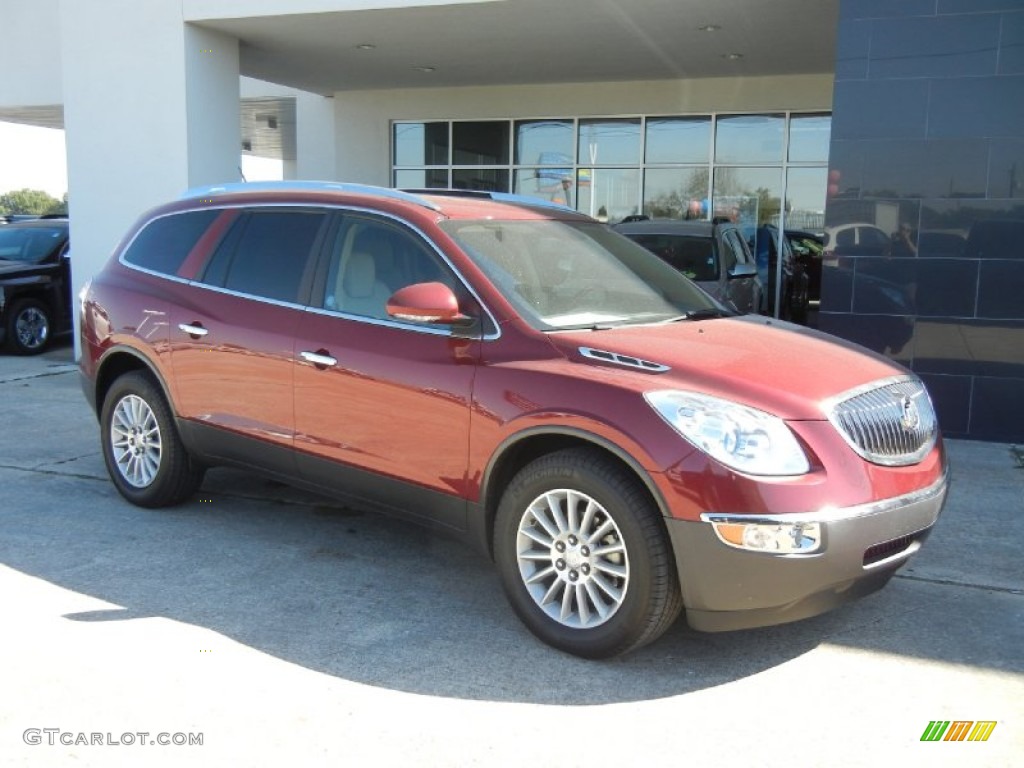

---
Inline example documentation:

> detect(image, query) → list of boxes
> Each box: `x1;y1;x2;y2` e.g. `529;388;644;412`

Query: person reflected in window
891;222;918;256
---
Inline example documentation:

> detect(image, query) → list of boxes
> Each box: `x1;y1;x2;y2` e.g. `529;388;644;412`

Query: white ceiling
196;0;839;95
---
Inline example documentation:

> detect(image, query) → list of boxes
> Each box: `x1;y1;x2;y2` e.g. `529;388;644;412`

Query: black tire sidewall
494;452;665;659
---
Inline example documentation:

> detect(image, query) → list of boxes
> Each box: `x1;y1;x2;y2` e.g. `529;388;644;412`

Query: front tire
6;298;51;354
494;448;682;658
100;372;204;507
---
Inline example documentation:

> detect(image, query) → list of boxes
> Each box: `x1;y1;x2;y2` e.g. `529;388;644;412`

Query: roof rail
402;188;576;213
179;181;441;212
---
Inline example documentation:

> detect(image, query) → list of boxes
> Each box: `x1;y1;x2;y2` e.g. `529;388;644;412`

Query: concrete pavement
1;341;1021;767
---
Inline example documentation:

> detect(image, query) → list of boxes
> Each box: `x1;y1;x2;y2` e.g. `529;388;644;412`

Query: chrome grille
826;376;938;466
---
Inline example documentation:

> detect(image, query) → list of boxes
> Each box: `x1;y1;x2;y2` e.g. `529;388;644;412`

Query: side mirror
386;282;474;326
728;263;758;280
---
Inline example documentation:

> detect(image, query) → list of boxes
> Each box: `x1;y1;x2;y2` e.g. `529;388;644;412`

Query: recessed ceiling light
355;43;376;50
722;53;744;60
699;25;721;32
412;66;436;73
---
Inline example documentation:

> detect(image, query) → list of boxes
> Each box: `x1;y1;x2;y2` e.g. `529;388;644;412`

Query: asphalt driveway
1;341;1021;767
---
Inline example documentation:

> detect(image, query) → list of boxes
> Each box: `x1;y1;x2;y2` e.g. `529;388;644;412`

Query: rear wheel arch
93;348;174;421
477;427;671;559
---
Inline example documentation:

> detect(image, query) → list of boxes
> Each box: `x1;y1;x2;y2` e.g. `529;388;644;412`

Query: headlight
644;390;810;476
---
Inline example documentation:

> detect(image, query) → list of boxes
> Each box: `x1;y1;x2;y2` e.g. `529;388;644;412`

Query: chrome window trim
116;201;502;341
302;304;452;337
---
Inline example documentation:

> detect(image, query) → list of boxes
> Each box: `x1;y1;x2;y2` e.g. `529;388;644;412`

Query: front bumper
668;472;949;632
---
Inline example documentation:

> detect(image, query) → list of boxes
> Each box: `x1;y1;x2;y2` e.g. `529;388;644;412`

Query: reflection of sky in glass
515;120;573;165
646;118;711;164
788;115;832;162
715;115;784;163
787;167;828;214
393;122;448;165
578;120;641;165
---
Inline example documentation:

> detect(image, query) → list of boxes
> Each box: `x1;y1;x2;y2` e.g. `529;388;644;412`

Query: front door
292;214;478;532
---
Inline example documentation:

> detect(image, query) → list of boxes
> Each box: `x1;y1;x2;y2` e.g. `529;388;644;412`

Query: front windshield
0;226;66;263
440;219;721;330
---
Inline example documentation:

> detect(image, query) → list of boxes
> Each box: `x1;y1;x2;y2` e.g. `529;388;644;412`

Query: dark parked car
612;219;762;314
0;217;71;354
785;229;824;305
80;182;947;658
746;225;811;323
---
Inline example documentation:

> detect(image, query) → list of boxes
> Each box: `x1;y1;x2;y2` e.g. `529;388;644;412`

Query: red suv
80;183;948;658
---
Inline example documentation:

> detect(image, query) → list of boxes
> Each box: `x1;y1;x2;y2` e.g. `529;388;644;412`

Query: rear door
168;206;329;466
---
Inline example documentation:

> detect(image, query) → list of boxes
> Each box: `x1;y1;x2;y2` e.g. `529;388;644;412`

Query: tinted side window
318;216;457;320
204;210;327;303
720;230;740;273
628;234;717;281
122;210;219;275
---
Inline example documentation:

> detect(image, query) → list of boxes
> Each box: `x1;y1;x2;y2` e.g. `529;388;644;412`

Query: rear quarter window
121;210;220;276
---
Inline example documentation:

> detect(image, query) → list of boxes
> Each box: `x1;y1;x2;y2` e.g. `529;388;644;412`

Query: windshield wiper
669;308;734;322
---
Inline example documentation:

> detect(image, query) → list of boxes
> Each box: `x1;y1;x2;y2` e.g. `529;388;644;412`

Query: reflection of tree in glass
644;169;708;219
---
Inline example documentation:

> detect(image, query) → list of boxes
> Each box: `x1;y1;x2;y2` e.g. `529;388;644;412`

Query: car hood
547;314;905;420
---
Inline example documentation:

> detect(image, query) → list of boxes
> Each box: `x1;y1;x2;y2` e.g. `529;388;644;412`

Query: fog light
708;520;821;554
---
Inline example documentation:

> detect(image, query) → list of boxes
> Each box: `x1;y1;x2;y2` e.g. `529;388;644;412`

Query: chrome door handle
300;350;338;368
178;323;208;338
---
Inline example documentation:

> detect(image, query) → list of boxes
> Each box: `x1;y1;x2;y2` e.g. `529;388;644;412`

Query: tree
0;188;63;216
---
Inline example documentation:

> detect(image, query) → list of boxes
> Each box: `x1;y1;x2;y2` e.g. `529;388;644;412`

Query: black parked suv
0;218;71;354
612;218;762;314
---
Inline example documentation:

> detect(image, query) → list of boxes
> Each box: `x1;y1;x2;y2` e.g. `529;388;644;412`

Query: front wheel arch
477;427;671;559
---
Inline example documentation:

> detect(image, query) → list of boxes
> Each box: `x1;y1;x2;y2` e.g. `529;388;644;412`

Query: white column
59;0;239;355
296;92;336;180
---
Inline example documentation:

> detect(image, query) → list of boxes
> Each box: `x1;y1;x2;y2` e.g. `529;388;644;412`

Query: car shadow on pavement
0;460;931;706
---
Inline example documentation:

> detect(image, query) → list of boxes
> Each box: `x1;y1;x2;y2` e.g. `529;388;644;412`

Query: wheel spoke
529;504;559;539
575;584;590;625
559;581;574;622
594;560;627;579
545;492;568;533
521;525;553;548
525;565;556;585
591;541;625;557
586;518;614;545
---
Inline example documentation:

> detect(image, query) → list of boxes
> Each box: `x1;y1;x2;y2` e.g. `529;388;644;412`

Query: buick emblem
898;394;920;431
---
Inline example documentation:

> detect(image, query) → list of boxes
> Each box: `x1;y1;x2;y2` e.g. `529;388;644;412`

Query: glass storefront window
643;167;709;219
715;114;785;164
645;117;711;164
576;168;640;221
712;166;782;230
452;168;508;192
515;120;574;166
788;114;832;163
515;168;575;207
578;119;641;165
393;168;448;188
785;167;829;231
452;121;509;166
393;122;449;166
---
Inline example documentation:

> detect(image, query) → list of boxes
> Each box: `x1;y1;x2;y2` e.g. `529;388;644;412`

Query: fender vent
579;347;670;373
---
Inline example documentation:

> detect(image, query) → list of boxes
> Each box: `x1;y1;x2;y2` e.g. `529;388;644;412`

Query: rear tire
494;448;682;658
100;372;204;507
